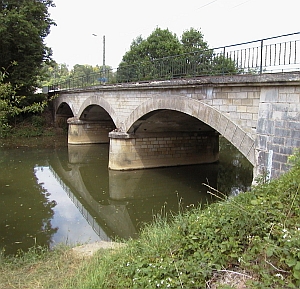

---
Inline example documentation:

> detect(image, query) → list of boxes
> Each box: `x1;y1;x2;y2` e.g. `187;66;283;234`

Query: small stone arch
125;94;256;166
77;95;118;126
55;98;75;117
54;99;74;129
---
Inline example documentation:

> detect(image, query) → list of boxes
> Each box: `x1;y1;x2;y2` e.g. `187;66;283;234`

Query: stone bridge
53;72;300;179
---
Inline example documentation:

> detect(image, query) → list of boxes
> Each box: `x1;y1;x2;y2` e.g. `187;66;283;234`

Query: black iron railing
48;32;300;92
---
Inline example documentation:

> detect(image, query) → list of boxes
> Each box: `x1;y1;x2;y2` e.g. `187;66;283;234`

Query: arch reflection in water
48;144;219;241
34;166;107;247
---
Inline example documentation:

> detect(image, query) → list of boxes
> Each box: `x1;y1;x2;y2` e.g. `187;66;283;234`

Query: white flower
275;273;283;280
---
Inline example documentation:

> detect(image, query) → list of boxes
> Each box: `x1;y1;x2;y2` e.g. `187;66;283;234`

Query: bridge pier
67;117;115;144
108;131;219;170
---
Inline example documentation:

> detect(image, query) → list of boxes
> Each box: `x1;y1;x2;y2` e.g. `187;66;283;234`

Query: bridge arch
77;95;118;126
124;95;256;166
55;100;74;128
55;98;76;117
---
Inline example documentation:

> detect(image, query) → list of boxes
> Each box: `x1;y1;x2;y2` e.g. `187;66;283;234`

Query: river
0;137;253;255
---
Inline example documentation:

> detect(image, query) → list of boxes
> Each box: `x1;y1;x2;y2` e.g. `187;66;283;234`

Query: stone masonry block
247;91;260;99
241;113;253;120
228;92;247;99
226;111;240;121
224;121;237;141
241;99;253;106
237;106;247;113
217;115;229;135
212;99;223;106
246;145;256;166
279;87;295;93
200;105;211;124
246;106;258;113
275;127;291;138
258;103;272;118
215;92;228;99
210;109;221;130
286;94;300;103
232;99;241;105
260;87;279;102
231;127;245;148
278;94;287;103
289;121;300;130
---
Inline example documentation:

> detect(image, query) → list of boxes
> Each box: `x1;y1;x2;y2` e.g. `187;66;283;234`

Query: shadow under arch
124;94;256;167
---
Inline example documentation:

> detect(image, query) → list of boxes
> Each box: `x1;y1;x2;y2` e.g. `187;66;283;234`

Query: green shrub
31;115;46;128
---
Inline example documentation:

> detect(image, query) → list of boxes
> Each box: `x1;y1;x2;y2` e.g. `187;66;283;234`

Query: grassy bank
1;152;300;288
0;111;67;148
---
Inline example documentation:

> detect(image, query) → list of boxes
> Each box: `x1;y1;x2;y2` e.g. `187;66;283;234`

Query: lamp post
102;35;105;70
92;34;106;78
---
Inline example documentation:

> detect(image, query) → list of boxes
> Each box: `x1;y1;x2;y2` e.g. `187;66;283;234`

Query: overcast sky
45;0;300;69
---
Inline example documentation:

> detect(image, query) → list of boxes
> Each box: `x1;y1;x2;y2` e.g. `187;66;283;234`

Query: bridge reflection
48;144;218;241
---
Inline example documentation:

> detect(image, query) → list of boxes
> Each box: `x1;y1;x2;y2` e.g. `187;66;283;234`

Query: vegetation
1;150;300;288
0;245;85;289
0;0;55;96
40;62;113;88
0;68;54;138
117;27;237;82
0;0;56;136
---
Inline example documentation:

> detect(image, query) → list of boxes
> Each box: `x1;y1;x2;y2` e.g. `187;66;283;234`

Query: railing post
223;46;226;75
260;39;264;74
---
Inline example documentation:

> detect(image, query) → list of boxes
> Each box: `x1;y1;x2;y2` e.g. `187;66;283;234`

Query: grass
1;151;300;288
0;245;86;289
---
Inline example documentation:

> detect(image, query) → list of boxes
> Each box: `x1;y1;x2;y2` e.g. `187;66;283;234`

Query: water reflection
0;138;253;255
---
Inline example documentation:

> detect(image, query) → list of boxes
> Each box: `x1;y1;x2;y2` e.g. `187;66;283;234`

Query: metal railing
48;32;300;92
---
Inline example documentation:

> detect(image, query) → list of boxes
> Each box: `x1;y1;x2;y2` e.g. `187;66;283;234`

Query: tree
121;28;182;64
181;28;209;53
0;0;55;95
118;28;183;81
40;62;70;87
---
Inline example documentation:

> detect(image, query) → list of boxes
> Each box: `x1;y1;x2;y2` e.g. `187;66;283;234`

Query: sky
45;0;300;69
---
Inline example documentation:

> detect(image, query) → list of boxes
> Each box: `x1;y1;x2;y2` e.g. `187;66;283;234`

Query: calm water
0;138;253;255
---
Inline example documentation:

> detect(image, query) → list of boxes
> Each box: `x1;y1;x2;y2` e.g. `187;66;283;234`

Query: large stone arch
124;95;256;166
77;95;118;126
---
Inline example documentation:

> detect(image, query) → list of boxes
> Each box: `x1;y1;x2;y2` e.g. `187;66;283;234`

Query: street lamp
92;34;105;72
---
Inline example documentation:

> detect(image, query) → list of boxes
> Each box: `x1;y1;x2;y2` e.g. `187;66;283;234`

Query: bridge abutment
67;117;115;144
255;86;300;178
108;131;219;170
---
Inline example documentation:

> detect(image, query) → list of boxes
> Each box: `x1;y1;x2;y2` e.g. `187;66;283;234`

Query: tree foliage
0;0;55;95
181;28;209;53
41;62;114;88
0;67;48;137
117;27;238;82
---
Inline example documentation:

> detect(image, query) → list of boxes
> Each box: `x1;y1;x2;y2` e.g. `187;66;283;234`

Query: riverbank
0;111;67;149
1;150;299;288
0;129;67;149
